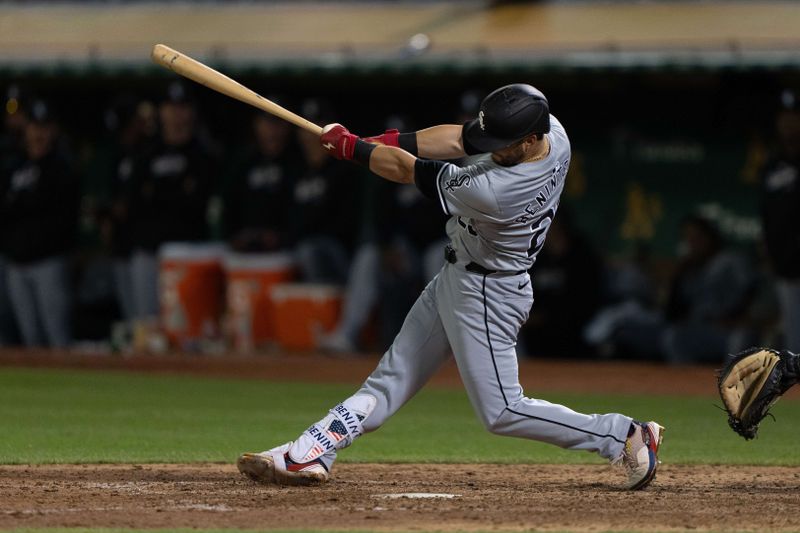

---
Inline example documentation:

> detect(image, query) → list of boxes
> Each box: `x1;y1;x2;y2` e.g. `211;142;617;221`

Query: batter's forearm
367;145;416;184
415;125;466;159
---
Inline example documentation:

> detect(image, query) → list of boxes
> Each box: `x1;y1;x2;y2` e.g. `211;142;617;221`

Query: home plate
375;493;460;499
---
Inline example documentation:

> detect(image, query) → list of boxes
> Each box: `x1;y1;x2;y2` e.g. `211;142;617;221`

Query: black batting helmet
463;84;550;153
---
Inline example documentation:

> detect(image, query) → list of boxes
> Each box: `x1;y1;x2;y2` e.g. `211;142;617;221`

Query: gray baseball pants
6;256;71;348
334;260;632;461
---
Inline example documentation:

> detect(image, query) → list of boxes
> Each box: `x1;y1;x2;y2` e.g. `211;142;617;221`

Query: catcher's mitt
717;347;799;439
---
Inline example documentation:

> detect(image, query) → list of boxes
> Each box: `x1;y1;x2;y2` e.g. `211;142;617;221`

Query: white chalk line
373;492;460;499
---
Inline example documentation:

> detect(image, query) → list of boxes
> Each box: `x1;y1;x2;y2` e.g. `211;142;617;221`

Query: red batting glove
320;123;359;160
362;129;400;147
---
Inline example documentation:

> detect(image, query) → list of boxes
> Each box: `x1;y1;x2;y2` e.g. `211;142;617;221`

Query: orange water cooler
223;253;295;352
159;242;227;350
270;284;343;351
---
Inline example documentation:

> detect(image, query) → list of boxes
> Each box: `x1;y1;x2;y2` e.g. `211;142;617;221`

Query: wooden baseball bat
151;44;323;136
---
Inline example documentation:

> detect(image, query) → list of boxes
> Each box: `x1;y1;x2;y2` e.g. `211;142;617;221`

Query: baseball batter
238;84;664;490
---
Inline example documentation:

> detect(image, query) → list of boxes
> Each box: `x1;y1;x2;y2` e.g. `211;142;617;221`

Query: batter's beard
490;140;528;166
491;150;525;167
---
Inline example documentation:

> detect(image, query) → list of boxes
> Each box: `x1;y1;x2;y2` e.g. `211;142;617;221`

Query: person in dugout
1;99;78;348
126;82;216;321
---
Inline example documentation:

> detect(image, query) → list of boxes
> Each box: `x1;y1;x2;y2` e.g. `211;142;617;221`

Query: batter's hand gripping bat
151;44;323;136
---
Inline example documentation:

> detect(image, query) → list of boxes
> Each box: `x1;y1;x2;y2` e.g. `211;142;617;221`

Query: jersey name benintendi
434;115;570;272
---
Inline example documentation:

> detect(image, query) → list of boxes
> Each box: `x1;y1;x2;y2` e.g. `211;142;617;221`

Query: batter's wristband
353;139;376;165
398;133;418;156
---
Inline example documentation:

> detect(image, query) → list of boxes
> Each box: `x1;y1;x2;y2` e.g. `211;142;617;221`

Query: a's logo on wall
478;110;485;131
445;174;471;192
620;182;663;241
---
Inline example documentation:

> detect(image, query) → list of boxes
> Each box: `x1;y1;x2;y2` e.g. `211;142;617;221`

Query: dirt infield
2;350;799;531
1;463;799;532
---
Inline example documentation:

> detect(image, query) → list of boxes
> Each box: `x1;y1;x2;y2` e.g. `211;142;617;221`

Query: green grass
0;367;798;465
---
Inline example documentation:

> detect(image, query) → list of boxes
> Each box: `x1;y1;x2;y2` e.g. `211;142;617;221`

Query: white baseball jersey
416;116;570;272
283;114;632;475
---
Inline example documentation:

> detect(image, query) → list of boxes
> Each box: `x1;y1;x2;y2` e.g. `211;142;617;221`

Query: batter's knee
479;409;511;436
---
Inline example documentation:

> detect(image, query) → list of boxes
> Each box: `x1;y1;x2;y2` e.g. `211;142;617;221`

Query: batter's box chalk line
373;493;461;499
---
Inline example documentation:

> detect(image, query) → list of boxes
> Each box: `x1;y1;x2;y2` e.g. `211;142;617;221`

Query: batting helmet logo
464;84;550;153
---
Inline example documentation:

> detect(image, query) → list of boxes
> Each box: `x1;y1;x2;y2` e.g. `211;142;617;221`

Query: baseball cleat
237;442;330;486
612;421;664;490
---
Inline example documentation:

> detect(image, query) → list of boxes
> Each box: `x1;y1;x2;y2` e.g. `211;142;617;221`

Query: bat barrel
151;44;323;136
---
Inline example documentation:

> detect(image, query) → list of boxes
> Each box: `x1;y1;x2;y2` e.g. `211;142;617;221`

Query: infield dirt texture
1;351;799;532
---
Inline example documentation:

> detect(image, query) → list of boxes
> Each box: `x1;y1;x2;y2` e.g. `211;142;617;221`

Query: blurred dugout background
1;0;799;363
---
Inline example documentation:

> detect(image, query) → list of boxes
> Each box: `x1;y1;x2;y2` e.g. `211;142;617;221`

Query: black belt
444;244;525;276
